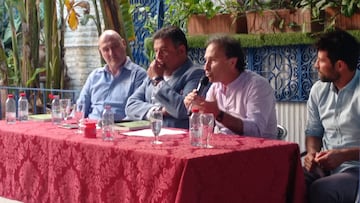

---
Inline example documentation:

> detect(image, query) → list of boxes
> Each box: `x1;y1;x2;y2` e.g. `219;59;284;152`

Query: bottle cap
20;92;26;97
84;122;96;128
84;122;97;138
7;94;13;98
191;108;199;113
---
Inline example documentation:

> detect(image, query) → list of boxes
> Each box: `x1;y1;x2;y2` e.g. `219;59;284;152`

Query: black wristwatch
151;76;164;86
216;110;225;122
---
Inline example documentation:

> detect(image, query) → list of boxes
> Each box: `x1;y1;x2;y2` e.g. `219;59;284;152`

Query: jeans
304;167;359;203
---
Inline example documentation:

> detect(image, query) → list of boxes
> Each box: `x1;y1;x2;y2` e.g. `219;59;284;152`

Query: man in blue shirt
125;26;204;129
304;29;360;203
77;30;147;121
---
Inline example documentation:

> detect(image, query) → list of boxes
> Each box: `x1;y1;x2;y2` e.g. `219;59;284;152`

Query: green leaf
118;0;135;42
26;67;46;86
2;9;21;45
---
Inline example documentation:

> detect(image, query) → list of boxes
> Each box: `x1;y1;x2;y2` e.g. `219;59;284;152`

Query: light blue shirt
77;57;147;121
305;69;360;173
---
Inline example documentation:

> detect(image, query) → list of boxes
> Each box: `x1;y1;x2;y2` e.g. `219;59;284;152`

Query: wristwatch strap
216;110;224;122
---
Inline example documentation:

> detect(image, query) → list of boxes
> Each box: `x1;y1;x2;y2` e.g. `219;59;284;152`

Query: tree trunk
99;0;133;59
44;0;62;89
22;0;40;87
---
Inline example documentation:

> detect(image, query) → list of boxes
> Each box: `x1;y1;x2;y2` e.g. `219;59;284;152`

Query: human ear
335;60;347;71
177;44;186;54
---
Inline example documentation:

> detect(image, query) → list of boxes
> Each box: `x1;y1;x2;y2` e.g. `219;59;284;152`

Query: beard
318;69;340;83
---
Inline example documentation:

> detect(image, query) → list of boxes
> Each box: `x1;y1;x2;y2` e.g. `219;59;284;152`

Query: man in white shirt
184;35;277;138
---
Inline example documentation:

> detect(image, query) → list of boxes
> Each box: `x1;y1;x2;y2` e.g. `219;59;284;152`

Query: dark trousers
304;167;359;203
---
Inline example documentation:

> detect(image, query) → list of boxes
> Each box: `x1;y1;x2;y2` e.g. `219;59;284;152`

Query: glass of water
60;99;72;120
150;108;163;145
74;103;84;134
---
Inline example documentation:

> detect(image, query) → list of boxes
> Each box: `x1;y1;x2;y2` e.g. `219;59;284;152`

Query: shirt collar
331;69;360;93
103;57;131;76
171;57;194;77
221;70;248;94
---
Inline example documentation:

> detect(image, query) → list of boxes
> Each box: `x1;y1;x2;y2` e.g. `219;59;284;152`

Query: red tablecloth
0;121;306;203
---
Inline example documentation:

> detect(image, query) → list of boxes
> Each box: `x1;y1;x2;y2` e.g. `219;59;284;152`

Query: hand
192;98;219;117
147;60;164;79
314;149;344;171
304;152;319;172
184;89;198;109
160;106;169;117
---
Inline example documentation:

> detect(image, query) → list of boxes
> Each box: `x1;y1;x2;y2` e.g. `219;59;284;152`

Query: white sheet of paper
122;128;187;137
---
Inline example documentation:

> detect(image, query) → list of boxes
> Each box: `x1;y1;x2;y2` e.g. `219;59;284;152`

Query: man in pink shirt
184;35;277;138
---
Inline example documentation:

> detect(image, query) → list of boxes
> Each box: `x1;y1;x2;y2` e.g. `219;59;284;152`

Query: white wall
276;102;307;152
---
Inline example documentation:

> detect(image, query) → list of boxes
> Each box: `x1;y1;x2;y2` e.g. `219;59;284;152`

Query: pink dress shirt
206;70;277;138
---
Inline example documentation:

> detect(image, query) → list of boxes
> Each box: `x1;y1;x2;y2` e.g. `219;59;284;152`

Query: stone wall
63;0;102;92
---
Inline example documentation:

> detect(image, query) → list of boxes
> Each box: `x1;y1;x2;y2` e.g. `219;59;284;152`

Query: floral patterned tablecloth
0;121;305;203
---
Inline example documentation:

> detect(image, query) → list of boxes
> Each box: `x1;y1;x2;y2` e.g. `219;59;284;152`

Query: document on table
122;128;187;137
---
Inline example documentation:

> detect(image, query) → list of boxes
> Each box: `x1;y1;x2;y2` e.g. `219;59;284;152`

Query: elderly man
77;30;147;121
125;26;204;129
303;29;360;203
184;35;277;138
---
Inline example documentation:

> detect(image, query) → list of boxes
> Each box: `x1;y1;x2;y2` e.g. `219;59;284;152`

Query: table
0;121;306;203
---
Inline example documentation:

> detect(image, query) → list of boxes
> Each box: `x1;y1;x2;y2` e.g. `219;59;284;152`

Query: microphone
196;76;209;96
187;76;209;115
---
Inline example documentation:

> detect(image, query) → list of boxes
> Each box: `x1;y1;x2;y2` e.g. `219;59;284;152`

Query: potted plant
165;0;248;35
298;0;360;31
245;0;323;34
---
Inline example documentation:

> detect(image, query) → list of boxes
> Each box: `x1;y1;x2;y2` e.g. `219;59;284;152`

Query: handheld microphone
187;76;209;115
196;76;209;96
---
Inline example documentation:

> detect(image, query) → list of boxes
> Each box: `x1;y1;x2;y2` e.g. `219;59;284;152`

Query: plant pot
187;14;247;35
325;7;360;30
246;8;323;34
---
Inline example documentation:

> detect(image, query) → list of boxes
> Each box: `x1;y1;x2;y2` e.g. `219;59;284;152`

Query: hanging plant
65;0;90;31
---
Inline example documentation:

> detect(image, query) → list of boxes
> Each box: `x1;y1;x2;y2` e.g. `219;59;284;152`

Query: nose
314;59;319;69
204;60;210;71
155;50;161;59
108;48;113;57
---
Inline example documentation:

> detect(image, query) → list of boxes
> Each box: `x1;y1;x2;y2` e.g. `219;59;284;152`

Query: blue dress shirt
305;70;360;173
77;57;147;121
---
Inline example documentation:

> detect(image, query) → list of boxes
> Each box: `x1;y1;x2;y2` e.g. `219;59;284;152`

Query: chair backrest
277;124;287;140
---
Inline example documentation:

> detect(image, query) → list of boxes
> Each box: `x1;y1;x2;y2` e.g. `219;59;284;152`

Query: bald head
98;30;127;73
98;30;123;46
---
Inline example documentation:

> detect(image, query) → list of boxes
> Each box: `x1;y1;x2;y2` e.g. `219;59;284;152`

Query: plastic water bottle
18;92;29;121
189;108;202;147
51;95;62;124
102;105;114;141
5;94;16;124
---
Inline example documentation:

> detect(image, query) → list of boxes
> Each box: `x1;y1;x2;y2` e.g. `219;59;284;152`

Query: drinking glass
150;109;163;145
74;103;84;134
200;113;215;148
60;99;72;120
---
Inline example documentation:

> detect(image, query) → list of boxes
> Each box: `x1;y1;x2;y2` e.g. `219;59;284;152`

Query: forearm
156;83;191;119
339;147;360;161
216;111;244;135
77;89;91;118
305;136;322;154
